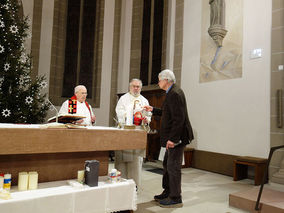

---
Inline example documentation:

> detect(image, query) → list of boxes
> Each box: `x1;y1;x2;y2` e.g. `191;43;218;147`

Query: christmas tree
0;0;50;124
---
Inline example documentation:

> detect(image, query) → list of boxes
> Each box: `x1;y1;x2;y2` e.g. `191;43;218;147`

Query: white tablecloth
0;178;137;213
0;123;120;130
0;123;146;132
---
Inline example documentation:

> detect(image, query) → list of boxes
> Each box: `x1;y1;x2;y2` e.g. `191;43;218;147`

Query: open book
47;114;86;124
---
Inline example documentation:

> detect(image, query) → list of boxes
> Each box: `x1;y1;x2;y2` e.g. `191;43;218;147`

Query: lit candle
18;172;28;191
28;171;38;190
77;170;85;183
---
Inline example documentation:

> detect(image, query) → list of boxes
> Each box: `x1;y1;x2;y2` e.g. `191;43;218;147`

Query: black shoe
159;197;183;208
154;192;169;202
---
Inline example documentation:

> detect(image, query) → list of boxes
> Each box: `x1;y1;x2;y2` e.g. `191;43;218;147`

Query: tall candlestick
28;171;38;190
18;172;28;191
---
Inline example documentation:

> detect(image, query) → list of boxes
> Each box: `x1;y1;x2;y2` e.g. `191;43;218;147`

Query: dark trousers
162;144;185;199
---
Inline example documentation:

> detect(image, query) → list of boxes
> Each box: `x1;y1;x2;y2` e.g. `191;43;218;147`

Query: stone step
229;187;284;213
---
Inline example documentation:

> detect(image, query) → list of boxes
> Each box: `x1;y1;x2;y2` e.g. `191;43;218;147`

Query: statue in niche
208;0;227;47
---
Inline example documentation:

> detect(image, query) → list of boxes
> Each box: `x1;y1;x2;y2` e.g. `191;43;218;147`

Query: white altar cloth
0;178;137;213
0;123;120;130
0;123;145;132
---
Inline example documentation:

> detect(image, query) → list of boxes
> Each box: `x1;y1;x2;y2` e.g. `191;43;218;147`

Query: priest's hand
76;119;84;124
142;117;149;124
143;105;153;112
166;140;175;149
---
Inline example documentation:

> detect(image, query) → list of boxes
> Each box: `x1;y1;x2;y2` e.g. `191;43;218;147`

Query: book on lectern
47;114;86;124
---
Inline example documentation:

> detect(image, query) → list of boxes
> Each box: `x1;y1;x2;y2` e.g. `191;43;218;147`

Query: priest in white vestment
115;79;151;189
59;85;96;126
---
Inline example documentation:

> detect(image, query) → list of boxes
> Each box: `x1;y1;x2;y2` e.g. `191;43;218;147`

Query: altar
0;124;147;185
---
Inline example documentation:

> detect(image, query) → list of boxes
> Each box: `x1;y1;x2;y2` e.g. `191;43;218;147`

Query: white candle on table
126;105;133;125
28;171;38;190
18;172;28;191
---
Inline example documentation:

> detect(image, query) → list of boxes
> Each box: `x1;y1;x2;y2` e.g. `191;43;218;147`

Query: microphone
113;117;122;128
46;98;59;123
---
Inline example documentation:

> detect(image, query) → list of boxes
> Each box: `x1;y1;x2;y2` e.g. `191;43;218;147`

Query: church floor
110;161;254;213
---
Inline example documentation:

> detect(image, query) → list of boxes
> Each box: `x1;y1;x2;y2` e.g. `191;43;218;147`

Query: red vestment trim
68;95;92;118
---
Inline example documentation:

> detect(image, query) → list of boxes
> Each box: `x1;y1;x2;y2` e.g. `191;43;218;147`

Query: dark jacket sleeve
152;107;162;116
168;92;186;143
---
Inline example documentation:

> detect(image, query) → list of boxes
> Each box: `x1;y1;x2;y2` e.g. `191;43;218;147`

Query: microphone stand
46;99;59;123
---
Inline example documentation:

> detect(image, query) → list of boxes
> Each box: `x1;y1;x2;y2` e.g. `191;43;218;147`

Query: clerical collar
166;84;173;93
129;92;140;98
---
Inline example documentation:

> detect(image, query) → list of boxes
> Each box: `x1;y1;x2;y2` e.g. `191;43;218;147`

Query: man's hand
91;115;96;123
143;105;153;112
166;140;175;149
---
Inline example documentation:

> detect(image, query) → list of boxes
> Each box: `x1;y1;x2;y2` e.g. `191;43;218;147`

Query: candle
18;172;28;191
126;105;133;125
77;170;85;183
28;171;38;190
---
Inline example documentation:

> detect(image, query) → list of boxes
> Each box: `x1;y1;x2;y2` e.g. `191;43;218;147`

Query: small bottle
77;170;85;184
109;169;117;182
0;173;4;189
3;174;11;191
117;171;121;182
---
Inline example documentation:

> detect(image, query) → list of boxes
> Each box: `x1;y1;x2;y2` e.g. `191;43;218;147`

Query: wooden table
233;156;267;185
0;125;147;185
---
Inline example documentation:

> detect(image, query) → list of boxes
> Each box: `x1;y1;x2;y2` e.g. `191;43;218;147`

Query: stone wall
270;0;284;182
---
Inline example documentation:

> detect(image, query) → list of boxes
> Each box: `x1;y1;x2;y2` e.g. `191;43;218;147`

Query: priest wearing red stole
59;85;96;125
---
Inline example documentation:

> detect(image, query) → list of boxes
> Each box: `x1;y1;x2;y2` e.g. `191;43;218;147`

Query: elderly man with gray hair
59;85;96;126
144;69;194;208
115;78;151;189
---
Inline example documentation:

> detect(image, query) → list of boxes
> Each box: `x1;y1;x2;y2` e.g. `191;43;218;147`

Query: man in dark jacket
144;69;194;208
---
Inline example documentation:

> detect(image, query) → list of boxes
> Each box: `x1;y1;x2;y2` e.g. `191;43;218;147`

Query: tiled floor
133;161;256;213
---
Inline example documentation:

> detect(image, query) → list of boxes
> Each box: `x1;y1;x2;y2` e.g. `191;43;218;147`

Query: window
140;0;164;85
62;0;97;98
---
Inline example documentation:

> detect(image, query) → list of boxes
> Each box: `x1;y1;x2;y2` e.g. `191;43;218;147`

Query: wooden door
141;89;165;161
